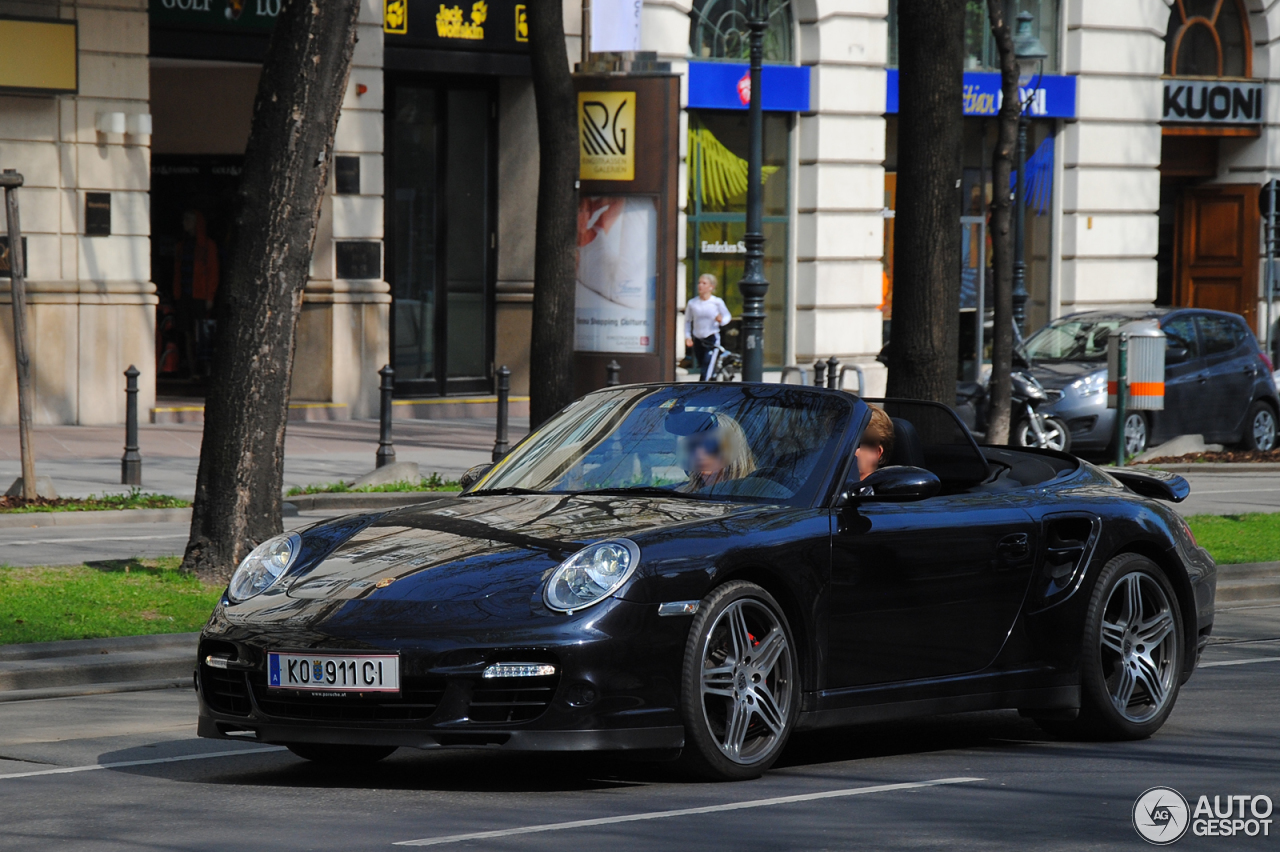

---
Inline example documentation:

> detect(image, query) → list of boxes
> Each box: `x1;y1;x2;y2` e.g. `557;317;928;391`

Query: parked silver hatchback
1025;308;1279;457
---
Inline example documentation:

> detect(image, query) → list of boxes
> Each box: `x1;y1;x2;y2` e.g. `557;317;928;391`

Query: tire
677;581;799;780
1110;411;1148;460
1013;416;1072;453
285;743;397;766
1241;401;1278;452
1038;553;1183;740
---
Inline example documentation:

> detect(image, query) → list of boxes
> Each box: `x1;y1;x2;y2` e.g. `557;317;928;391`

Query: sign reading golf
579;92;635;181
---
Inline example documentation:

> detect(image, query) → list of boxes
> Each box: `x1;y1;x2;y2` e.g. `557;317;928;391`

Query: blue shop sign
886;69;1076;119
687;61;811;112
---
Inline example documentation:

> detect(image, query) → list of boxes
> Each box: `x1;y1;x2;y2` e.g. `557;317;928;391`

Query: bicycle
708;343;742;382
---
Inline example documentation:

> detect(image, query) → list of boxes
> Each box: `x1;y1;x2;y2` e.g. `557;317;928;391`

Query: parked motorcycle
1010;370;1071;453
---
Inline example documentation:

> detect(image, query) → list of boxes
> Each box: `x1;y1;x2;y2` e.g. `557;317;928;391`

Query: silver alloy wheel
1016;418;1069;451
1123;413;1147;457
1253;407;1277;451
1099;573;1178;723
699;598;794;765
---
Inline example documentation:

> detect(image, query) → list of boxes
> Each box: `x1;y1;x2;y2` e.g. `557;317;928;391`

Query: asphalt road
0;604;1276;851
0;510;343;568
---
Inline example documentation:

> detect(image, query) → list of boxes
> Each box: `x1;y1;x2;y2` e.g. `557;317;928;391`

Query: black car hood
276;493;754;606
1028;360;1105;389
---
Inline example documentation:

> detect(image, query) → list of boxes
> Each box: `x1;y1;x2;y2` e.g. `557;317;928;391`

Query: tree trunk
181;0;362;583
886;0;966;406
986;0;1019;445
528;0;579;428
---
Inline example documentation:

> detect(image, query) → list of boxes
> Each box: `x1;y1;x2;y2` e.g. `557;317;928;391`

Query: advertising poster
576;195;657;354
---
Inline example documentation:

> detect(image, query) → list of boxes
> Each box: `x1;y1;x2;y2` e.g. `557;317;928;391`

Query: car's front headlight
1070;371;1108;398
543;539;640;613
227;532;302;603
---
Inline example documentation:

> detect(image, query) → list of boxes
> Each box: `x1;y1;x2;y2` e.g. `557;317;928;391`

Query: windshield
1024;316;1128;363
474;385;856;505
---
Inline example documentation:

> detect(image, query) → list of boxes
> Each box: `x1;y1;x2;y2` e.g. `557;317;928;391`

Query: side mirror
1166;345;1189;364
841;465;941;505
460;463;494;491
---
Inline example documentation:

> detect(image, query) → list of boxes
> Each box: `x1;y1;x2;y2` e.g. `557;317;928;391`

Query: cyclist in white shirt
685;273;732;381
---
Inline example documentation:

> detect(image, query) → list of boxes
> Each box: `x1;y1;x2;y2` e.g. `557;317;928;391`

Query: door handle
1198;374;1208;383
997;533;1029;558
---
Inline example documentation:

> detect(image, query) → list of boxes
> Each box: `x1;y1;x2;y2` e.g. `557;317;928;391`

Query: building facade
0;0;1276;425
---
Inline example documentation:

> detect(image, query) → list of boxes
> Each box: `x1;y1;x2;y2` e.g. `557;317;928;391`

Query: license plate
267;652;400;694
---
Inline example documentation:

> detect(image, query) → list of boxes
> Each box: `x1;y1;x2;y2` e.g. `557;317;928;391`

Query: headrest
890;418;926;468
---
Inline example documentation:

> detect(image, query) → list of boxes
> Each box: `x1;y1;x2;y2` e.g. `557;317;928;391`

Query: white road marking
1183;487;1280;496
0;745;286;780
1199;656;1280;668
394;776;985;847
0;533;187;546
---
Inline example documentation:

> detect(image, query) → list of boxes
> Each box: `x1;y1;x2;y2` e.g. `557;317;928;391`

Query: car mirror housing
1166;345;1189;364
460;463;494;491
841;465;941;505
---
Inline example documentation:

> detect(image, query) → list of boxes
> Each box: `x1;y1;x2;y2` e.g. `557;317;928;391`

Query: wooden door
1175;184;1259;328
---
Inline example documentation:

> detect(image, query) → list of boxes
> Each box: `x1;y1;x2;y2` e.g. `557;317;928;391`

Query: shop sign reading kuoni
579;91;636;181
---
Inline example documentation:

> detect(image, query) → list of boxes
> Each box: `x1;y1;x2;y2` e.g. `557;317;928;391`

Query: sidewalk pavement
0;418;528;500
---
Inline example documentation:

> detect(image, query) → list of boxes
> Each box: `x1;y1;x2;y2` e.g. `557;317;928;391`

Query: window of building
689;0;793;63
686;112;791;367
1165;0;1250;78
888;0;1060;73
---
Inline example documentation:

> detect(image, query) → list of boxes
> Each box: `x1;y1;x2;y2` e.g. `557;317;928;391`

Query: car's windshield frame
471;384;863;508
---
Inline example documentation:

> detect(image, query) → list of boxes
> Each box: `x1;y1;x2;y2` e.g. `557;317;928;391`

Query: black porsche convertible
196;383;1216;780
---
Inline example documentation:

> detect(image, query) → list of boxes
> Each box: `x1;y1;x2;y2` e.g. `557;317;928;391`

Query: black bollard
813;359;826;388
493;365;510;462
826;356;840;389
121;365;142;485
377;364;396;469
605;360;621;387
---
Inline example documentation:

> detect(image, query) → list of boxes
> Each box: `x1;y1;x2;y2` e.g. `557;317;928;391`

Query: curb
0;491;458;528
1133;463;1280;473
0;632;198;661
0;678;190;703
0;632;197;693
0;507;192;529
282;491;455;511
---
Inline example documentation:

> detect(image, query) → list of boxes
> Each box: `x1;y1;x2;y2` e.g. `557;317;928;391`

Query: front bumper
195;598;690;752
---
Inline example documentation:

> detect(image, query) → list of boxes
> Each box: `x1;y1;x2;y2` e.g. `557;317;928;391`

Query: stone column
794;0;887;394
293;0;390;419
1058;0;1165;314
0;0;157;426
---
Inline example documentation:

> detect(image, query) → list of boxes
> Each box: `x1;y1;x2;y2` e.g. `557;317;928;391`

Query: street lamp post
738;0;769;382
1012;10;1047;338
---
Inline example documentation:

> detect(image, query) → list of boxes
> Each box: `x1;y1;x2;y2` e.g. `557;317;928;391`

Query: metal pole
605;359;621;386
813;359;826;388
825;356;840;389
1115;333;1129;468
2;170;35;501
122;365;142;485
493;365;510;462
1266;180;1276;362
738;0;769;383
1012;115;1029;336
377;364;396;468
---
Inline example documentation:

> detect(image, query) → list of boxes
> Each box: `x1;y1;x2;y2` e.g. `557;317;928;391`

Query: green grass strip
0;557;221;645
0;488;189;514
1184;513;1280;566
285;472;461;496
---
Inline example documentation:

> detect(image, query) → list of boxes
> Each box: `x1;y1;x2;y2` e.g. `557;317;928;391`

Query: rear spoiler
1111;468;1190;503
